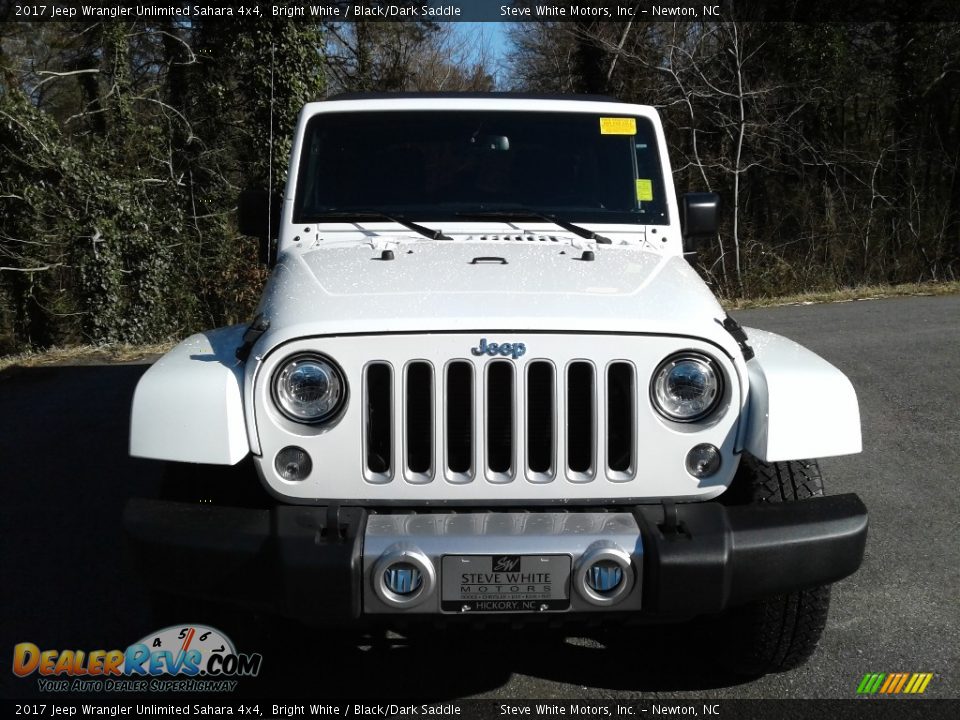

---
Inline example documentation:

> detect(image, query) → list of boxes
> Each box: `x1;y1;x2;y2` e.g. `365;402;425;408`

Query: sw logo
857;672;934;695
493;555;521;572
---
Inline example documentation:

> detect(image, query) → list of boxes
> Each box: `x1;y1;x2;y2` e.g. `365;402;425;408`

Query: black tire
720;454;833;675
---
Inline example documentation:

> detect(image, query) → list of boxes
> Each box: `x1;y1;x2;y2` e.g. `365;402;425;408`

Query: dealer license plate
440;554;571;612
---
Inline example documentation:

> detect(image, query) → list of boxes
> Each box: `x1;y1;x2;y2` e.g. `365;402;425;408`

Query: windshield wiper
455;209;613;244
306;210;453;241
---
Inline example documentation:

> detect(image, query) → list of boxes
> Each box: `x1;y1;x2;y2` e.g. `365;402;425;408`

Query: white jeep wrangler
126;94;867;674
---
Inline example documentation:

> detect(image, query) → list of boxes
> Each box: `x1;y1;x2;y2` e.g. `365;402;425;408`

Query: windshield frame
292;108;671;226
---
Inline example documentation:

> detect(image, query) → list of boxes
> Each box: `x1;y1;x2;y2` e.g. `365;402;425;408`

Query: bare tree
323;22;494;94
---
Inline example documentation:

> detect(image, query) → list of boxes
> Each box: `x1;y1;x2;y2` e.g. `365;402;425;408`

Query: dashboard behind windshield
294;110;669;225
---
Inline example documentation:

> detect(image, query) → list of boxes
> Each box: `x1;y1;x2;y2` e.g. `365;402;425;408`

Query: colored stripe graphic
891;673;909;693
869;673;886;693
906;673;934;694
879;674;896;693
856;673;875;693
858;673;886;694
857;673;933;694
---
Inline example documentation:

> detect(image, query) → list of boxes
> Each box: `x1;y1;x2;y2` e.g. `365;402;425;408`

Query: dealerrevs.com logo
12;625;262;693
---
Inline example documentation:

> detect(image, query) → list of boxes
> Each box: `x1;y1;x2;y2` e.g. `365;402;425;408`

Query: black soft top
323;92;621;103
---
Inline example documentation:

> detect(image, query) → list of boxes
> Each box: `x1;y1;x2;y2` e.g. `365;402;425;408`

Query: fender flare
129;325;249;465
743;327;862;462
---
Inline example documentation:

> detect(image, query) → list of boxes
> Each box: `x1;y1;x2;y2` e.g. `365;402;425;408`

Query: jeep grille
362;358;638;484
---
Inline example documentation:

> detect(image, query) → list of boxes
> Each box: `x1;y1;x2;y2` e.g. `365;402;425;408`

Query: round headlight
651;353;722;422
273;354;346;424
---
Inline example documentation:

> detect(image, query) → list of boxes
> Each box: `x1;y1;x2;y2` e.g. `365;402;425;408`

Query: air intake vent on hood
469;234;562;243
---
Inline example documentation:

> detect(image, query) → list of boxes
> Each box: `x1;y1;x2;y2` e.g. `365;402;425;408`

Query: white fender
130;325;249;464
743;328;862;462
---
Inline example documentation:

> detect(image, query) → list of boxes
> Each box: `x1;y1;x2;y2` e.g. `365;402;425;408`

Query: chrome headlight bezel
650;352;724;423
271;353;348;425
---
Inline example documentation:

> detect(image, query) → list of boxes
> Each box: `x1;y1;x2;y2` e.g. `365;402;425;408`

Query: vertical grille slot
364;363;392;478
405;362;433;476
486;361;514;475
526;361;555;476
445;361;473;476
607;362;635;475
566;362;595;475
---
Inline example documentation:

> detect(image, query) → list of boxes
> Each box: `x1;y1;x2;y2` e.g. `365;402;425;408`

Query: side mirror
680;192;720;254
238;189;281;265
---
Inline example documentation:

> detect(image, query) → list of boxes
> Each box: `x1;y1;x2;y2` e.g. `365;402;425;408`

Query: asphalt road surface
1;295;958;701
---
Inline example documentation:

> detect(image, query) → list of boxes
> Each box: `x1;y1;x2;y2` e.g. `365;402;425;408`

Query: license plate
440;554;571;612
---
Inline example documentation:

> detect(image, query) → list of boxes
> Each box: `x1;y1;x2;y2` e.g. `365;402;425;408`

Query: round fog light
383;563;423;596
586;561;624;594
373;548;436;609
575;545;633;606
686;444;721;478
275;446;312;481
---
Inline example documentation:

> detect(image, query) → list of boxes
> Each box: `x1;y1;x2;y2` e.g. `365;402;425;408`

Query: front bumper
123;495;867;624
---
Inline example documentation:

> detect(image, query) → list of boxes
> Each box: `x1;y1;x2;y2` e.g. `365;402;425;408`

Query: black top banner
5;0;960;23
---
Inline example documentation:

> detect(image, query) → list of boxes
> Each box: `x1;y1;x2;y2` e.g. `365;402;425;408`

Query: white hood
253;238;736;353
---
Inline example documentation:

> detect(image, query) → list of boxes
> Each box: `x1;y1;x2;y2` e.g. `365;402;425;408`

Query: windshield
294;110;669;225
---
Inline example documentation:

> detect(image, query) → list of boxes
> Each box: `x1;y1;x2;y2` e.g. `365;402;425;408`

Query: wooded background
1;18;958;352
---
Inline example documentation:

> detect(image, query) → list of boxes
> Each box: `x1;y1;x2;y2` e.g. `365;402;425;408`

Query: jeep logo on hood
471;338;527;360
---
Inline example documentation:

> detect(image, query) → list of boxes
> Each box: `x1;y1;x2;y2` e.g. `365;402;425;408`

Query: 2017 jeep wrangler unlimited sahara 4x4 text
126;94;867;675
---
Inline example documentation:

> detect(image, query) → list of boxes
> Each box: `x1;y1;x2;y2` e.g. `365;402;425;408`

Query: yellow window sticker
600;117;637;135
636;179;654;202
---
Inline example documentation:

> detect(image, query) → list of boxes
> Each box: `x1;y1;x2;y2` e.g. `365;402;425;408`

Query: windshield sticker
600;117;637;135
636;179;654;202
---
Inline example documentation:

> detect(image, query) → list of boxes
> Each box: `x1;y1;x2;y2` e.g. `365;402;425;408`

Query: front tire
720;455;833;674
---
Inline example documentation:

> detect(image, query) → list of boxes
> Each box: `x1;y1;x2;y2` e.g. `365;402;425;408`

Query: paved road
1;295;957;700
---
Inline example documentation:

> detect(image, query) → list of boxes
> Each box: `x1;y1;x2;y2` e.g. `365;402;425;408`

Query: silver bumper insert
363;512;643;614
